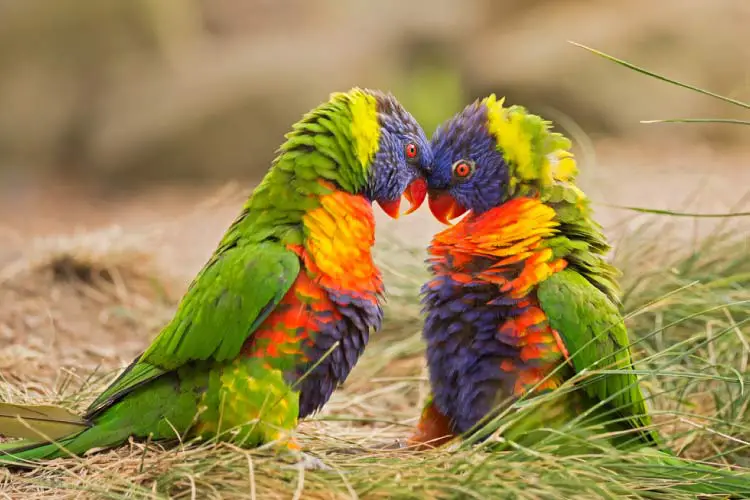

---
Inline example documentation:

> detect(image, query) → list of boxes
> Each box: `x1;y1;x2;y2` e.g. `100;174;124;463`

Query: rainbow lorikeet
0;88;430;466
409;95;750;496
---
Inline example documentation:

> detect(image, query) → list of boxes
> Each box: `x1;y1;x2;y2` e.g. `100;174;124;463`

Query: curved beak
428;190;468;225
376;177;428;219
402;177;427;215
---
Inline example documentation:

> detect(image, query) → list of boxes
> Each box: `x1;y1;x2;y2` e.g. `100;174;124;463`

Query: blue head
427;98;511;223
358;89;431;218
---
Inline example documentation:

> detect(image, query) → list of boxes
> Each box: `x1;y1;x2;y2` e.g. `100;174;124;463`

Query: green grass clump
3;44;750;499
2;222;750;499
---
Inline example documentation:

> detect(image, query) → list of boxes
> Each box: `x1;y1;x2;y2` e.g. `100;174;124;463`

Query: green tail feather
0;395;171;466
0;403;89;441
1;369;202;466
0;423;132;466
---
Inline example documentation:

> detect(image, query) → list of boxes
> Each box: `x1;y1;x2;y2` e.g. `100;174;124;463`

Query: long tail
0;403;133;467
607;448;750;498
0;427;132;466
0;403;89;441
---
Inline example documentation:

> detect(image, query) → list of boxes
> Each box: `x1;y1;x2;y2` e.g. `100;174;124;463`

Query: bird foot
370;439;409;450
297;452;331;471
281;450;331;471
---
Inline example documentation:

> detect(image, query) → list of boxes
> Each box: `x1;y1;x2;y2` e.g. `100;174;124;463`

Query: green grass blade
642;118;750;126
599;203;750;218
569;41;750;110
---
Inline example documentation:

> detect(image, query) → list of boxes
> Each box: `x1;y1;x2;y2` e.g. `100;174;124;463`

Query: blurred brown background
1;0;749;263
0;0;748;389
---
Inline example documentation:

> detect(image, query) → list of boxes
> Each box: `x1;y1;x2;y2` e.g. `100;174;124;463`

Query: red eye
453;160;474;179
405;142;418;160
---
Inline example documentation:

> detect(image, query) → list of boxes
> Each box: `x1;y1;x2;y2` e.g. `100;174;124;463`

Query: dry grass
0;211;749;498
0;227;175;399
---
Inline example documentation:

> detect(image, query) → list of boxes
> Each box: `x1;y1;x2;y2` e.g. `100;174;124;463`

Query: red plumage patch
243;272;326;360
409;399;456;449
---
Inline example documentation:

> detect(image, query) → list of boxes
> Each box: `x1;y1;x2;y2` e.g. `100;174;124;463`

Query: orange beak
376;178;428;219
428;190;468;225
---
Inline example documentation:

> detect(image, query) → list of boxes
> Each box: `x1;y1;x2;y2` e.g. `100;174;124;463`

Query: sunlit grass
2;44;750;498
1;218;750;498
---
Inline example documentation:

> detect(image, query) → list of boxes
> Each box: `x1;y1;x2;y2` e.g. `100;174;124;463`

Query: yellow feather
348;89;380;169
536;247;554;262
552;151;578;181
486;96;533;181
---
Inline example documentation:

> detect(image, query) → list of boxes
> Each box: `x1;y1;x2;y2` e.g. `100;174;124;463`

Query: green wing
86;240;300;417
537;269;658;445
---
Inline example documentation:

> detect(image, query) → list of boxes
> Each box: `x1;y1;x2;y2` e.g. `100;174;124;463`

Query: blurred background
2;3;750;492
1;0;749;261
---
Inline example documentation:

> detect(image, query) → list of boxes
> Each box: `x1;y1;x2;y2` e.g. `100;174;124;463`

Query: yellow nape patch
483;94;580;191
346;88;381;168
485;94;533;182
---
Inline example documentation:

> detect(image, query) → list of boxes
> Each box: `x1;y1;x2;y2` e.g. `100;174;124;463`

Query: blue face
365;93;431;214
428;102;510;217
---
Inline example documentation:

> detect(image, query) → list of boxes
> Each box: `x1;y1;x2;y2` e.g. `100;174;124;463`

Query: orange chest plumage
299;188;384;297
245;188;385;417
421;197;573;434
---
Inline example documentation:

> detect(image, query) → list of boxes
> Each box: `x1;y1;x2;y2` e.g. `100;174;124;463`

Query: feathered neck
430;193;621;305
471;96;622;303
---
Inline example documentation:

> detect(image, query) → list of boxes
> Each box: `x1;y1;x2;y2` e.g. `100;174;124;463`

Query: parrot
408;95;750;496
0;88;430;467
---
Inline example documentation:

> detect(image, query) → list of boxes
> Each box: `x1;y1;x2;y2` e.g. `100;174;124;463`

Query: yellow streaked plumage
347;89;381;169
484;95;587;200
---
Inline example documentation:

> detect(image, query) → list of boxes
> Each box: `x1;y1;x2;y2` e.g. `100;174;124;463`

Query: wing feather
537;269;658;445
86;241;300;417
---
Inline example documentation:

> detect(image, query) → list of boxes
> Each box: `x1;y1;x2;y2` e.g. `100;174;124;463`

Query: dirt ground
1;140;749;392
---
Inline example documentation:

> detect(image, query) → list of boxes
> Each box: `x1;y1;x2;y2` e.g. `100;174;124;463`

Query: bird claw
298;452;331;471
370;439;408;450
282;451;331;471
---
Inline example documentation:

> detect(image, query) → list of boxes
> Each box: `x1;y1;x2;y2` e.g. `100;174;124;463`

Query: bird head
343;88;430;218
426;94;578;224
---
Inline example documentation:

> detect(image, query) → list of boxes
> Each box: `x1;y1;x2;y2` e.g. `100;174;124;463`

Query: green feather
86;241;299;417
537;269;658;446
0;88;386;465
